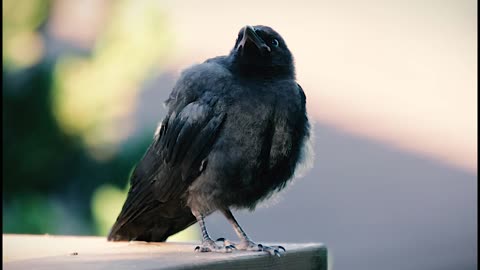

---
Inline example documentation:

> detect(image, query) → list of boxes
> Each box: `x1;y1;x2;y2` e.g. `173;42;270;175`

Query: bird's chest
217;85;298;170
203;83;304;207
222;87;278;142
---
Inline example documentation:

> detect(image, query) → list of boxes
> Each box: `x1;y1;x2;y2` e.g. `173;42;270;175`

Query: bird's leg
192;210;233;253
220;208;285;256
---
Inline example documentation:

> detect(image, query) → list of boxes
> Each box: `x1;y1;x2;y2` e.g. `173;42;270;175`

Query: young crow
108;25;311;256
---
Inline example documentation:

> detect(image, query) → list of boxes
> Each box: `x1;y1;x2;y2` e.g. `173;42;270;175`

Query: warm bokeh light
2;0;48;69
52;0;172;161
91;184;128;236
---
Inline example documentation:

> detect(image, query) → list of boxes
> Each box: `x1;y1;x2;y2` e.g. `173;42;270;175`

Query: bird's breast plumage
186;73;309;212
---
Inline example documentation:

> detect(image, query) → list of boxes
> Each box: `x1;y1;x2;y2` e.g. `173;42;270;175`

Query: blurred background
2;0;477;269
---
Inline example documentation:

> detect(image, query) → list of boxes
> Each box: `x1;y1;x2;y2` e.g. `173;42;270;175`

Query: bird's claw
216;237;237;248
259;244;286;256
198;238;285;256
194;239;233;253
236;240;286;256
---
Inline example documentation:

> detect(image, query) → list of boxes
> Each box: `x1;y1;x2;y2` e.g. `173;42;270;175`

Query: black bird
108;25;311;255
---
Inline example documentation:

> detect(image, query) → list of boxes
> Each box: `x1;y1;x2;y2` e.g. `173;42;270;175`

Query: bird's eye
271;39;279;47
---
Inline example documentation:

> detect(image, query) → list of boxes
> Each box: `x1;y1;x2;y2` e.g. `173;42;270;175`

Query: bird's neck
226;55;295;81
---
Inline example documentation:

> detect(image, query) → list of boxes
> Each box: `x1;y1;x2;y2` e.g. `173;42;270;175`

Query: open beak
236;25;271;55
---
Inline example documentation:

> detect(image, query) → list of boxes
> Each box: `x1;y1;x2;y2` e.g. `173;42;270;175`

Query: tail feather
108;199;196;242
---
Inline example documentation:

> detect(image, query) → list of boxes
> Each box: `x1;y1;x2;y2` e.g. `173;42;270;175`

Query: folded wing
108;93;225;242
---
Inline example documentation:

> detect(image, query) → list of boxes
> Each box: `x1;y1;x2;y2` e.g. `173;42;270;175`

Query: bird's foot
257;244;286;257
215;238;237;248
194;239;235;253
239;240;286;256
217;238;285;256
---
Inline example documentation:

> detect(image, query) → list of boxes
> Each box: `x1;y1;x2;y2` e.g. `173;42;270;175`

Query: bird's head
230;25;295;80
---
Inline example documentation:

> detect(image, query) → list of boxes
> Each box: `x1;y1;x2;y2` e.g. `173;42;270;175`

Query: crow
108;25;311;255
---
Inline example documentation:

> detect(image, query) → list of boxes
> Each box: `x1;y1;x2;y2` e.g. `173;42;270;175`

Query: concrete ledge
3;234;327;270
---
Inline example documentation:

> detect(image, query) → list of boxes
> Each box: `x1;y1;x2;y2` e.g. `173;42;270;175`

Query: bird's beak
236;25;271;54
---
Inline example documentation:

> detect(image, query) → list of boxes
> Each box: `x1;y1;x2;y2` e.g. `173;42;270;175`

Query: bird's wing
108;92;225;241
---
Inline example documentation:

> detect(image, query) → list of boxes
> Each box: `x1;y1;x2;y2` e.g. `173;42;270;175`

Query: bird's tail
107;198;196;242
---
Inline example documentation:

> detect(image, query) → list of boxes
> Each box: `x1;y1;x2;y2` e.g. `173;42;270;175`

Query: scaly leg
220;208;285;256
192;209;234;253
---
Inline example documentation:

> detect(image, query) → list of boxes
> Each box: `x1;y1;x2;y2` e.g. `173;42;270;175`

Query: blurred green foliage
53;0;172;159
3;0;49;69
91;184;129;236
2;0;199;241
